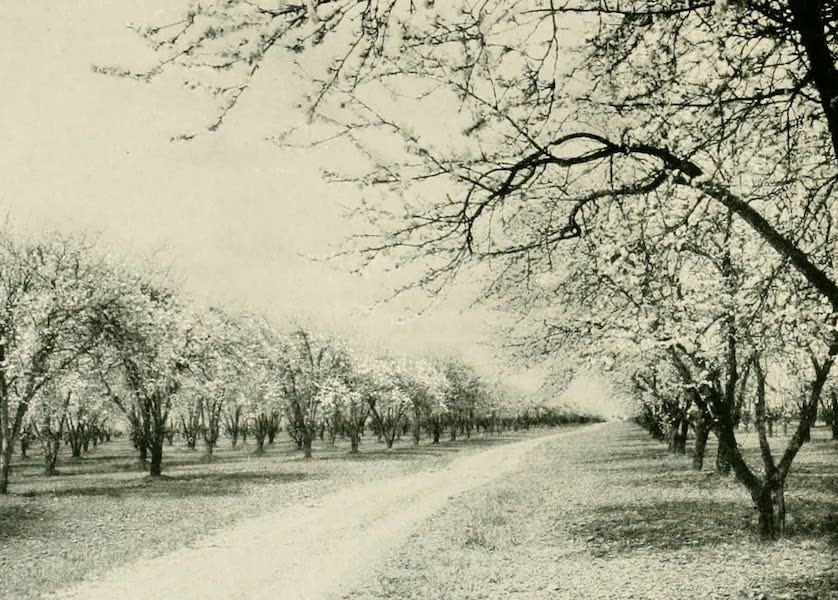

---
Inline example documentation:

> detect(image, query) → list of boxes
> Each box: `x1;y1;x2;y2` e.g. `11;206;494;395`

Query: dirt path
53;425;603;600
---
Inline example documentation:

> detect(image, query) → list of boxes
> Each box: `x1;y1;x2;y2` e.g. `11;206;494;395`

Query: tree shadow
16;470;314;499
567;498;755;555
768;569;838;600
19;445;299;478
786;498;838;547
575;445;672;467
0;503;44;540
314;433;546;462
316;450;440;462
569;493;838;557
617;466;748;491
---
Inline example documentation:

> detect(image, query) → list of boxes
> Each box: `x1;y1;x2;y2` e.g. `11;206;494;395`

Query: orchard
2;1;838;598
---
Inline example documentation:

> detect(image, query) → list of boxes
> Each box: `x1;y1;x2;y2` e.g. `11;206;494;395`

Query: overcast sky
0;2;618;414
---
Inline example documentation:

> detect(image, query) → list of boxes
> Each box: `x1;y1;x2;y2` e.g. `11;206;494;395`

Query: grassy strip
0;428;557;599
346;423;838;600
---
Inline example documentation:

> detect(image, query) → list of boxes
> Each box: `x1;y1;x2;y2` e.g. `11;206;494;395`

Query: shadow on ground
0;504;44;540
769;569;838;600
13;447;295;479
316;433;551;462
562;425;838;557
15;471;314;499
567;498;752;554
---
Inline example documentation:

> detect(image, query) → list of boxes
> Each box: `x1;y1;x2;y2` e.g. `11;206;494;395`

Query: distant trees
0;233;120;494
355;355;410;450
403;360;447;445
99;278;197;477
273;328;350;458
28;382;72;476
0;224;595;493
185;308;249;461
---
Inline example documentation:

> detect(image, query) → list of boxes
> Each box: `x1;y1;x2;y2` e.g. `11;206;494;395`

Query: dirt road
54;425;603;600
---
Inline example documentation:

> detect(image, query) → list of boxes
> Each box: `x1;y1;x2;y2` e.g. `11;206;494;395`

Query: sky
0;2;618;416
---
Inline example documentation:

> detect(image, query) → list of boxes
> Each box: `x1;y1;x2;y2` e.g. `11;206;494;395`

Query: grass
0;427;559;599
345;422;838;600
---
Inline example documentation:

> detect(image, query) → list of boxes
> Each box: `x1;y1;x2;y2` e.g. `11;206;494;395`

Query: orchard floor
0;427;572;599
347;422;838;600
2;423;836;600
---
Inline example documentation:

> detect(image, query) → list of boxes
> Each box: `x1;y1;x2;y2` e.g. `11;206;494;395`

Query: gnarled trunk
715;432;732;475
755;482;786;540
692;417;712;471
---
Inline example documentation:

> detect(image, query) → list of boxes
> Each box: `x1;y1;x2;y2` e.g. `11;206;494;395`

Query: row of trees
0;228;594;494
492;172;838;540
112;0;838;542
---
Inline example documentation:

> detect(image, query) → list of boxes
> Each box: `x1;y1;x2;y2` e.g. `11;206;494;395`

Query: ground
2;423;836;600
348;423;838;600
0;428;558;599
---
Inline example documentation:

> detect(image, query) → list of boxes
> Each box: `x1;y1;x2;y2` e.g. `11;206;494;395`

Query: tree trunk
412;408;421;445
0;438;14;494
429;417;441;444
138;442;148;464
832;391;838;440
715;432;732;475
693;419;711;471
667;425;678;452
350;434;360;453
756;482;786;540
41;435;62;476
204;440;215;462
302;433;313;459
788;0;838;164
254;434;266;455
0;465;10;494
149;436;164;477
226;407;242;448
676;419;688;453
